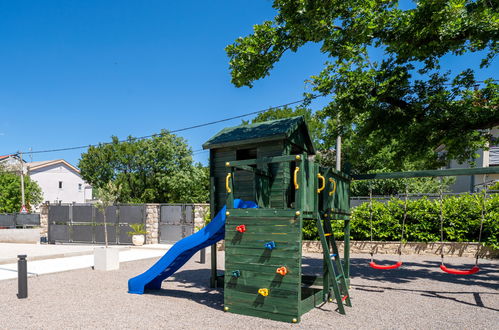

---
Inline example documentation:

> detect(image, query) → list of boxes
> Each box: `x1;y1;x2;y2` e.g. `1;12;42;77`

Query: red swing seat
369;261;402;270
439;264;480;275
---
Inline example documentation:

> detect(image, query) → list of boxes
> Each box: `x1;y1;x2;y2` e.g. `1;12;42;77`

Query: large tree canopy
226;0;498;171
78;131;209;203
0;170;42;213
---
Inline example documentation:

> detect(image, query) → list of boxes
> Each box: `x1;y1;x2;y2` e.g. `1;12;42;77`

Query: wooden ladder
316;215;351;314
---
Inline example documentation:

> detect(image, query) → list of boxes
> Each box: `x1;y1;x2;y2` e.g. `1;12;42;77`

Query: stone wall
302;241;498;258
217;240;498;259
193;203;209;232
39;203;49;238
145;204;160;244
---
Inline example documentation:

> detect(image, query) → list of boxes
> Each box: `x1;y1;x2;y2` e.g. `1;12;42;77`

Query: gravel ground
0;252;497;329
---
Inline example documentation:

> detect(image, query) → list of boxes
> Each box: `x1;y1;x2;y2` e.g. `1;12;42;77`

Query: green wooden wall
224;209;303;323
210;141;294;213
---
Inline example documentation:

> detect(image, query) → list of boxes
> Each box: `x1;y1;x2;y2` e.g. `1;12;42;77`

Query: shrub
306;193;498;249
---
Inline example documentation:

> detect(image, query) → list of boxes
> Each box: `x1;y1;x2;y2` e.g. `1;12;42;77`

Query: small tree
94;182;120;248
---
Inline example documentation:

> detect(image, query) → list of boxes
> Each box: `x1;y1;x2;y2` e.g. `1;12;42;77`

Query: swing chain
475;175;488;265
369;183;374;261
398;183;408;258
439;177;445;262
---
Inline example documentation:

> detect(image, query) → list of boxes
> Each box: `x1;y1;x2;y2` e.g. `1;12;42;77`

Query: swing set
352;167;498;276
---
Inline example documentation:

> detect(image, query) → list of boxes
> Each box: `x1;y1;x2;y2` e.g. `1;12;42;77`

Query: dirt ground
0;252;497;329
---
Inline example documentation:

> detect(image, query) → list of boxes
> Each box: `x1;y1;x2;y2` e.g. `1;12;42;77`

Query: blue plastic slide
128;199;257;294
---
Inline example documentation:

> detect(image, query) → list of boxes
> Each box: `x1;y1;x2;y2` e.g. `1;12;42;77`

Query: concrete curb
0;246;131;265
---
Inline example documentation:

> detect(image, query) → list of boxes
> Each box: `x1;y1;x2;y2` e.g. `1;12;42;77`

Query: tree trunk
103;209;108;248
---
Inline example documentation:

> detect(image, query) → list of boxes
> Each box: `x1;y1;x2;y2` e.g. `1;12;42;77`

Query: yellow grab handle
226;173;232;193
293;167;300;190
329;178;337;196
317;173;325;194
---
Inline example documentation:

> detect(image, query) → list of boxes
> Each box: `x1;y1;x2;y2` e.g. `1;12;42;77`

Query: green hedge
303;194;499;249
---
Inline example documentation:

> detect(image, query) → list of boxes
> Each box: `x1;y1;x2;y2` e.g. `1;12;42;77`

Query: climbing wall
224;209;303;323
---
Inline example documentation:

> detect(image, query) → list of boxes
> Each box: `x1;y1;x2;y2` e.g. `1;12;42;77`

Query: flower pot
94;247;120;271
132;234;145;246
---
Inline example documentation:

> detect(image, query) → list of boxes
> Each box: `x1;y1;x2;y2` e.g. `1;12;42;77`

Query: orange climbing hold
258;288;269;296
276;266;288;276
236;225;246;233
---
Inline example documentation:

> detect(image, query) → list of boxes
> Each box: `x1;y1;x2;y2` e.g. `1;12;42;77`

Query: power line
17;95;321;155
15;78;498;156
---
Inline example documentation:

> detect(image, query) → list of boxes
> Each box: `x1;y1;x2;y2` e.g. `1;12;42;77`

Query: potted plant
93;181;120;271
128;224;147;246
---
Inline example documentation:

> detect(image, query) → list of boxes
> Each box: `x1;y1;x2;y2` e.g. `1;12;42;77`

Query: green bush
304;193;498;249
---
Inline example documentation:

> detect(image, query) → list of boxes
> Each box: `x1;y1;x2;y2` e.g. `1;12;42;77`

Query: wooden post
209;176;217;288
336;135;341;171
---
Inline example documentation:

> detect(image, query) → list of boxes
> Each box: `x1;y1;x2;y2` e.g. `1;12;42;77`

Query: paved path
0;243;172;280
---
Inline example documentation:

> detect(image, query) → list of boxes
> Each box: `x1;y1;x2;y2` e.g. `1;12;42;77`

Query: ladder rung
330;253;337;258
325;233;332;236
336;274;343;280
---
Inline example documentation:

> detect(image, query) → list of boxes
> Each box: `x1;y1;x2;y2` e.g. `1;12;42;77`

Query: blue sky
0;1;497;167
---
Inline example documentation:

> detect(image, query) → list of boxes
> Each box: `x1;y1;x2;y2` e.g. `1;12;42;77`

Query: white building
0;154;24;172
27;159;93;204
441;127;499;192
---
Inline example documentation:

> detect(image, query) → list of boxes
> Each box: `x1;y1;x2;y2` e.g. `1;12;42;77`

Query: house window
78;183;82;191
58;181;63;189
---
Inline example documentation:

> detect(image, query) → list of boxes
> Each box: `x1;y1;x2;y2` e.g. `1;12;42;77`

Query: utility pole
19;152;26;212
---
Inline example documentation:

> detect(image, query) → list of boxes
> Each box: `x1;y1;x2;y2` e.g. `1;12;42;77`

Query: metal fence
350;191;499;208
48;204;145;245
159;204;194;243
47;203;198;245
0;214;40;228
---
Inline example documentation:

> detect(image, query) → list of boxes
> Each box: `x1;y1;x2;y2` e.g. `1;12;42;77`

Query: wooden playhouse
202;116;352;323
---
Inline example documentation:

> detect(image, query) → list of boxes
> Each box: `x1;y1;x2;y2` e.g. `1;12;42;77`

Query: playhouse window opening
236;148;257;161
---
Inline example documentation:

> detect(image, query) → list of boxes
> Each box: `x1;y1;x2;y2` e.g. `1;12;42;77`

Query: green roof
202;116;315;153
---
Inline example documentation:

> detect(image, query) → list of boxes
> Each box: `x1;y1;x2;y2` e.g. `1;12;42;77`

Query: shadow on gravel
302;255;499;311
302;256;498;289
141;256;498;312
144;268;223;311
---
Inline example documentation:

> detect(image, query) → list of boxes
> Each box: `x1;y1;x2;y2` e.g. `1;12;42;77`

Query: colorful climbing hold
264;241;276;250
236;225;246;233
276;266;288;276
258;288;269;296
232;270;241;278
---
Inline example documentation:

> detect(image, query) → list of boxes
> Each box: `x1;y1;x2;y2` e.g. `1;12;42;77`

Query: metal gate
0;214;40;228
159;204;194;243
48;204;145;245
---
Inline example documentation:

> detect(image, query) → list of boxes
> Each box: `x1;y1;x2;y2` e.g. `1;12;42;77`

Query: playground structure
129;117;353;323
128;116;499;324
203;117;352;323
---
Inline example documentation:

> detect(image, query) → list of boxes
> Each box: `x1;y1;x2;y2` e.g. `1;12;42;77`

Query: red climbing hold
236;225;246;233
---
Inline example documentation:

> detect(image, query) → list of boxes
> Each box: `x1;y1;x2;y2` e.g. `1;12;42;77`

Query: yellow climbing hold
258;288;269;296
